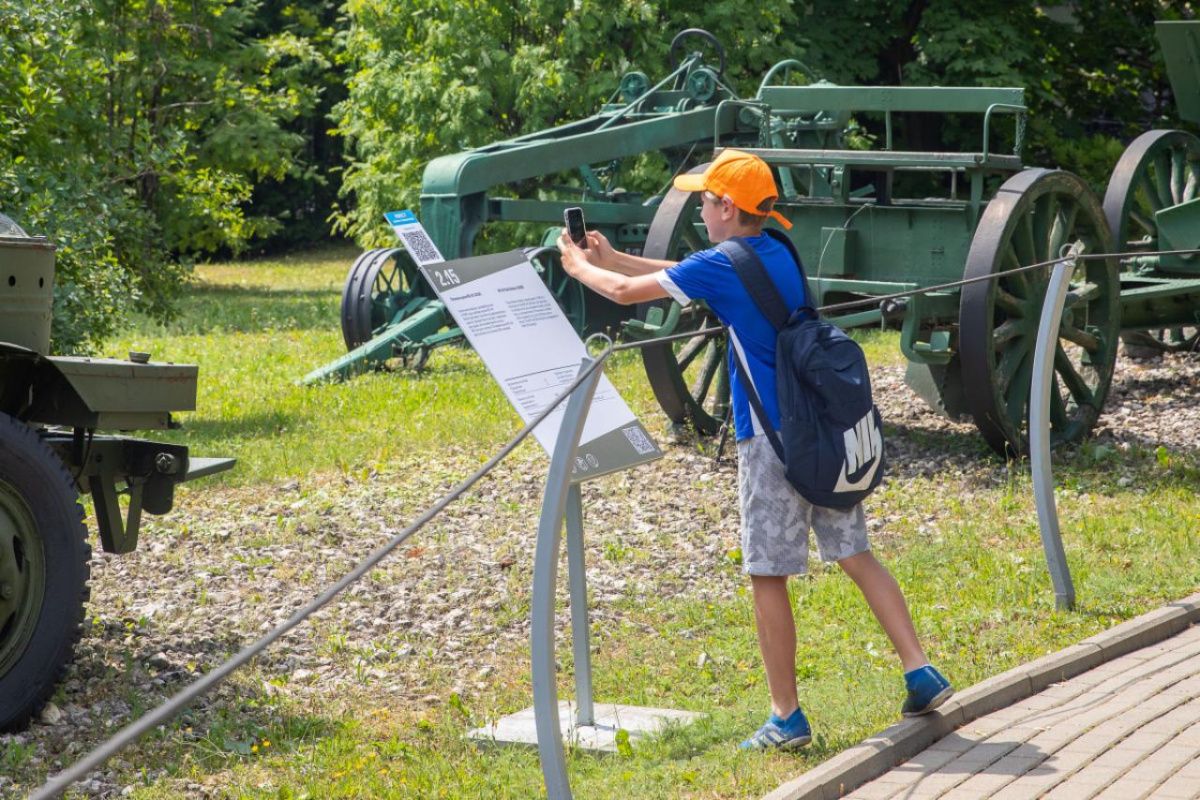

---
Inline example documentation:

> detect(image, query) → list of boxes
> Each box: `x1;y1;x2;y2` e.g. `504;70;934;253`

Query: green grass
113;490;1198;800
110;245;676;485
61;246;1199;799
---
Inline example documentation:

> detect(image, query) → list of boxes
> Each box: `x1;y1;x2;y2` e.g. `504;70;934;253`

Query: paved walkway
844;622;1200;799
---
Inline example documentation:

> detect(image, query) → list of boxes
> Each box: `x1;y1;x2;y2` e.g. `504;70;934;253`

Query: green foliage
334;1;1200;251
6;1;1200;348
0;0;326;351
332;0;807;247
243;1;349;252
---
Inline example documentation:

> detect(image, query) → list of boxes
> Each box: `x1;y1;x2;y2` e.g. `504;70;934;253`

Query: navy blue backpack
718;231;884;509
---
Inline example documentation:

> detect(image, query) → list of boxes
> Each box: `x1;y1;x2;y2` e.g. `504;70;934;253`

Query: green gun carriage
0;213;234;731
310;27;1200;457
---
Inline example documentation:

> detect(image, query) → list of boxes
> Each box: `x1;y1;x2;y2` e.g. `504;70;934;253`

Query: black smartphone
564;206;587;249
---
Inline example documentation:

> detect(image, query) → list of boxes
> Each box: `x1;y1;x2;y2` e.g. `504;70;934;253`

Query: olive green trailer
0;214;234;731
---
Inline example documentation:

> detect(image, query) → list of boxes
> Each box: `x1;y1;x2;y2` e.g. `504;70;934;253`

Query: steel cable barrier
29;245;1200;799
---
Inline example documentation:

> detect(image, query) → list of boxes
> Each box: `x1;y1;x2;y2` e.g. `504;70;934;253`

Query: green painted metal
756;86;1025;114
319;39;1038;425
1157;21;1200;125
1154;197;1200;271
0;212;235;734
302;301;451;385
36;357;198;430
1118;275;1200;330
0;217;234;553
318;26;1200;454
0;232;54;356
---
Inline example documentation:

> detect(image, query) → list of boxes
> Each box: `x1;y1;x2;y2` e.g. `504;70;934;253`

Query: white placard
387;211;661;480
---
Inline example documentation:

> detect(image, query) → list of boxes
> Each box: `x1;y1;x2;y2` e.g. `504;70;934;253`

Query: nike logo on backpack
835;411;882;492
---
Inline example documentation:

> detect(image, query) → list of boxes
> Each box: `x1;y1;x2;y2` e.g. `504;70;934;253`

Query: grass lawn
51;245;1200;799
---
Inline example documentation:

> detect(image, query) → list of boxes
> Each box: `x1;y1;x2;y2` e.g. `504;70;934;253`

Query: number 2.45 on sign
433;267;460;288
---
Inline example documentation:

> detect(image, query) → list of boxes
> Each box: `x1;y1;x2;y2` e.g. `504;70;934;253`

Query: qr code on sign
398;227;444;265
622;425;656;455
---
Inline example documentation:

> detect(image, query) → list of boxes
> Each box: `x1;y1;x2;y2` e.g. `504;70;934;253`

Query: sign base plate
468;701;704;753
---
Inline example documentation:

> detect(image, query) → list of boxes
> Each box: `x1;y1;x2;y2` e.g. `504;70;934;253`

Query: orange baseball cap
673;149;792;230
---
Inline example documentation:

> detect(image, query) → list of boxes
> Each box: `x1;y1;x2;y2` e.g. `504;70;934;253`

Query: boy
556;149;951;749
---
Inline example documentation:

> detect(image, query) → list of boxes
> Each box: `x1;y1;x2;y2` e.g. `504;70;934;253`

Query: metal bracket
89;474;144;555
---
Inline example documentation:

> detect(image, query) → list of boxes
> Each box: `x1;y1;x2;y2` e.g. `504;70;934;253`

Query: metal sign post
469;356;702;799
1029;246;1080;611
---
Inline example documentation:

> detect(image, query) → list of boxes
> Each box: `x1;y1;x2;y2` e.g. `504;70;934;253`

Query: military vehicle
0;212;233;731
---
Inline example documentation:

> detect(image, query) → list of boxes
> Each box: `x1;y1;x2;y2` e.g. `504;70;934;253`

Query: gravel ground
2;349;1197;798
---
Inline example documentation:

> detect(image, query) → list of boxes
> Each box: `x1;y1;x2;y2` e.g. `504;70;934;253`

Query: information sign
387;212;662;480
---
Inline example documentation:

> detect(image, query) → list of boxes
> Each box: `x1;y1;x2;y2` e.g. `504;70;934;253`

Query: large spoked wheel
1103;129;1200;354
340;248;432;350
523;246;587;335
0;414;90;732
960;169;1120;457
637;164;730;436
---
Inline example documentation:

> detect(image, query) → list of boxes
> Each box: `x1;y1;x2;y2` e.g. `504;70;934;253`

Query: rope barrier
27;242;1200;798
613;245;1200;349
29;347;618;800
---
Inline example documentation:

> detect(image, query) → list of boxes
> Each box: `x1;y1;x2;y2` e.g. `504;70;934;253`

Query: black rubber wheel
340;248;432;350
637;162;731;436
0;413;90;732
959;168;1120;457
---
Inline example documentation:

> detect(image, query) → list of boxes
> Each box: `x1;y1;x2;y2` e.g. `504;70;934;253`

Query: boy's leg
750;574;799;718
837;551;927;672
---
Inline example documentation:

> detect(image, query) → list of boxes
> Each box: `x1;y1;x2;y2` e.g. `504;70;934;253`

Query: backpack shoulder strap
717;237;790;332
717;236;789;462
727;331;786;463
761;228;817;318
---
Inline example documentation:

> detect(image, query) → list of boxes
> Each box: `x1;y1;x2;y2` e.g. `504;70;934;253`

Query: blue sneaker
739;707;812;750
902;665;953;716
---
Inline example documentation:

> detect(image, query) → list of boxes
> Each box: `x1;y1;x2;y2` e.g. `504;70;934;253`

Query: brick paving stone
948;741;1017;764
1176;724;1200;745
841;781;899;800
999;774;1067;798
1092;778;1160;799
925;733;977;754
941;770;1016;793
1155;771;1200;799
825;624;1200;800
895;747;962;771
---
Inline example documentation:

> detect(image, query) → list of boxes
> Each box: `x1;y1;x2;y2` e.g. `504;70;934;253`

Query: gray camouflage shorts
737;434;870;576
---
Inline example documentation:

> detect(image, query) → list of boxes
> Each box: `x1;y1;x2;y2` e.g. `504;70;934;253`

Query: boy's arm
558;232;670;305
582;230;676;275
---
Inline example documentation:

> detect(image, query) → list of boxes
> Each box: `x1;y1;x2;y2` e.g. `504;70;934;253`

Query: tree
0;0;325;350
334;0;1198;250
332;0;805;247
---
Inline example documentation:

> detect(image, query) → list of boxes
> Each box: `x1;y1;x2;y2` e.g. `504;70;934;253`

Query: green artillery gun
1101;20;1200;359
308;28;1200;457
0;213;234;731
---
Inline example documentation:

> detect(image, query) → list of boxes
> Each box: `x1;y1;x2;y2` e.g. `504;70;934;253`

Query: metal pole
531;358;603;800
1029;253;1078;611
565;483;594;727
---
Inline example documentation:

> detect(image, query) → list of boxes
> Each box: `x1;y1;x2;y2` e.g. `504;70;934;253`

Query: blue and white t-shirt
655;234;807;442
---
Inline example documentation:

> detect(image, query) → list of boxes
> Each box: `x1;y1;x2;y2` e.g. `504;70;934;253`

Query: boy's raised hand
583;229;617;268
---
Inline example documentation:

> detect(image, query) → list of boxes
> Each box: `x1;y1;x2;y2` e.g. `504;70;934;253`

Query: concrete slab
467;701;704;752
